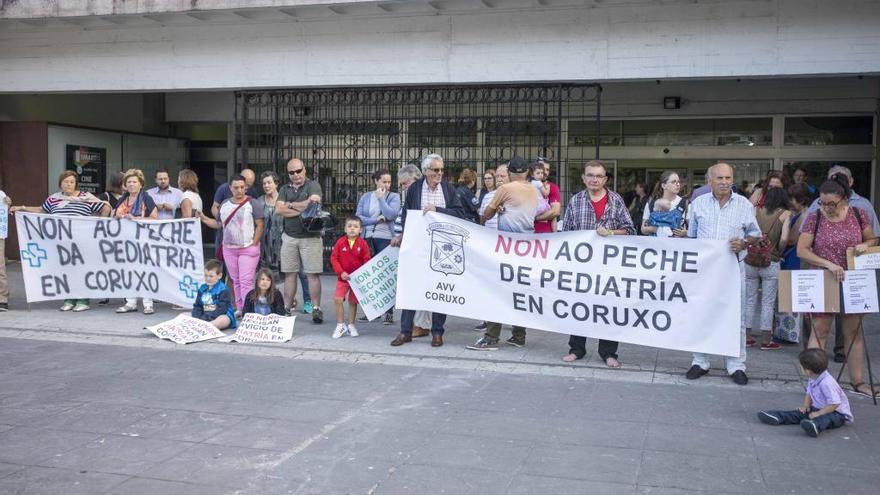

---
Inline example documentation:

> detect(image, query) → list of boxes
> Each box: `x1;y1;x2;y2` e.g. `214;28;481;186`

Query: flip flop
851;382;880;399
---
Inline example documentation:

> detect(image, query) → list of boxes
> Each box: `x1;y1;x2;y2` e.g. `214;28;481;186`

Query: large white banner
349;246;399;321
398;211;742;357
15;212;204;306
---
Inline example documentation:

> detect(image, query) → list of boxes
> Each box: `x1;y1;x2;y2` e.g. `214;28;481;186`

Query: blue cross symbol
20;243;48;268
178;275;199;299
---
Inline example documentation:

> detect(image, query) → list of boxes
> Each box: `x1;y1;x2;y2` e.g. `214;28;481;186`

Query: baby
647;198;682;239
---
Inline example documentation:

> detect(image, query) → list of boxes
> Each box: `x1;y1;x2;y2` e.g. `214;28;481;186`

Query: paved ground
2;263;880;493
2;337;880;495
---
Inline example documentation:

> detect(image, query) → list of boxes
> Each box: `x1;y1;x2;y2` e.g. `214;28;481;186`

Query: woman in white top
200;174;264;312
177;169;203;217
641;171;689;238
479;164;509;231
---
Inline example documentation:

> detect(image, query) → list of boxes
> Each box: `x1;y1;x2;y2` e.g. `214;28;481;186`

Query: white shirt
688;192;761;260
181;190;203;216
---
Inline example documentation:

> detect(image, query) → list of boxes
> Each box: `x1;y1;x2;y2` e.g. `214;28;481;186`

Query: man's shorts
280;234;324;274
335;280;358;304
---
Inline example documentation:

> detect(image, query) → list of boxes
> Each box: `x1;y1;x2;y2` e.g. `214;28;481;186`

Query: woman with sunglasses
797;174;878;399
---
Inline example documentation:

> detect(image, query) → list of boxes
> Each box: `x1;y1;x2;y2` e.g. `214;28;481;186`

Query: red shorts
335;280;358;304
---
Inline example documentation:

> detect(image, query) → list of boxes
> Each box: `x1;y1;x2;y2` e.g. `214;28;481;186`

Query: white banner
398;211;742;357
219;313;296;343
348;246;399;321
15;212;204;306
147;314;225;344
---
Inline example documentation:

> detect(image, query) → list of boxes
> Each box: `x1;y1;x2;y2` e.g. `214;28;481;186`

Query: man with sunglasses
534;157;562;233
390;153;464;348
276;158;325;324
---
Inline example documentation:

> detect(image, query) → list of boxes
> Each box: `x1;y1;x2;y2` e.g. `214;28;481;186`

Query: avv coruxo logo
427;222;470;276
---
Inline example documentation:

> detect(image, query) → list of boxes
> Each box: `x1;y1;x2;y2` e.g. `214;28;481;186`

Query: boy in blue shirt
192;259;236;329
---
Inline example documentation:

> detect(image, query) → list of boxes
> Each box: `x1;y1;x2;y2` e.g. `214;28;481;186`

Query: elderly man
389;153;463;348
275;158;325;324
146;169;183;220
805;165;880;362
467;157;540;351
561;160;636;368
686;162;761;385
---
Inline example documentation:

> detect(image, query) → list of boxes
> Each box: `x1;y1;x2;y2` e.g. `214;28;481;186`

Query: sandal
851;382;880;399
605;356;621;368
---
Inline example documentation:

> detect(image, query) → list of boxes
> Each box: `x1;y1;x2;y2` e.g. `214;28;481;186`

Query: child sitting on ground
330;216;371;338
758;348;853;437
647;198;683;239
241;268;286;316
192;259;236;330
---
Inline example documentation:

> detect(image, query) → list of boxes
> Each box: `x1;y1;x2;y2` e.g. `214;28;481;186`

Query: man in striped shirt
686;162;761;386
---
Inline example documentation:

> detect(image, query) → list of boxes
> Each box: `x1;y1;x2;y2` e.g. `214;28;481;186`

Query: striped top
41;192;103;217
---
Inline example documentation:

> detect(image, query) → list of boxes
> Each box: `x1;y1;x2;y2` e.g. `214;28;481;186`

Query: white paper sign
0;191;8;239
348;246;399;321
791;270;825;312
842;270;879;314
147;314;225;344
218;313;296;343
853;253;880;270
15;212;204;305
398;211;742;357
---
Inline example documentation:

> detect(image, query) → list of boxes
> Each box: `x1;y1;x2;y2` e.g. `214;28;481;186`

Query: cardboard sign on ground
778;270;840;313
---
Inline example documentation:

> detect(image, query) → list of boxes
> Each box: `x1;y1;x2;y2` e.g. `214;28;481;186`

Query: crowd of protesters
2;156;878;402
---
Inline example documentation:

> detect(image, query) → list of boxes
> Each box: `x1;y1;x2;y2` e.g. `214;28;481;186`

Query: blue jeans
763;407;847;431
400;309;446;336
367;237;393;315
298;269;311;303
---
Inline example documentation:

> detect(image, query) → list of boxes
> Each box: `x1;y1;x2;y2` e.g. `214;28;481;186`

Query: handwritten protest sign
218;313;296;343
398;211;742;357
348;246;399;321
147;314;225;344
15;212;204;306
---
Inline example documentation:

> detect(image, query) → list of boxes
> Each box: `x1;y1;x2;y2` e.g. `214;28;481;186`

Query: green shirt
278;179;323;238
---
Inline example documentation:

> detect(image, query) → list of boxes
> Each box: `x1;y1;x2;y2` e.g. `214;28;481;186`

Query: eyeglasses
430;168;444;174
818;200;840;208
483;176;493;180
288;168;304;176
584;173;606;180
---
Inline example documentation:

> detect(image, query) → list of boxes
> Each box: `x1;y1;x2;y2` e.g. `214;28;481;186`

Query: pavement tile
0;462;24;479
28;402;163;434
203;417;321;451
258;396;365;423
643;424;756;458
508;474;637;495
0;427;99;464
110;477;230;495
297;419;435;461
379;463;511;494
760;464;880;494
265;453;398;495
0;399;83;426
638;451;765;494
413;433;532;472
0;466;128;495
751;428;879;471
637;486;717;494
140;443;281;488
44;434;196;476
120;409;247;443
523;443;642;484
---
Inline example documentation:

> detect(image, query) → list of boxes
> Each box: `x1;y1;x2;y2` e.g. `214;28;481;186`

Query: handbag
300;201;334;233
745;210;783;268
217;197;251;261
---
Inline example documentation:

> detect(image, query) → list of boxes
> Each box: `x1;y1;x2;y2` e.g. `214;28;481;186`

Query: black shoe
358;315;369;322
834;353;846;363
505;336;525;348
757;411;782;425
685;365;708;380
0;302;7;312
730;370;748;386
800;419;819;437
474;321;488;331
383;313;394;325
312;307;324;324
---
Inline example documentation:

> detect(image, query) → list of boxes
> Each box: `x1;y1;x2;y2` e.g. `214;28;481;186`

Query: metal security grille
235;84;602;269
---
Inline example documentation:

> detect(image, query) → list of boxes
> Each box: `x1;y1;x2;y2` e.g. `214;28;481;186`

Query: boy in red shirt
330;216;371;338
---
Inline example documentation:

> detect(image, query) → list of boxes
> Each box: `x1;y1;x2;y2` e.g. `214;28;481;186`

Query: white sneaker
347;324;359;337
72;303;90;312
332;323;347;339
59;302;74;311
116;304;137;313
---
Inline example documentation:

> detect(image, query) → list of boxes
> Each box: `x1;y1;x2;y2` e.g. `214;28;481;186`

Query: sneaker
466;337;499;351
757;411;782;425
730;370;749;386
143;306;155;315
286;307;296;317
358;315;369;322
59;302;74;312
116;304;137;313
332;323;347;339
347;324;359;337
383;313;394;325
800;419;820;437
72;303;90;312
746;337;757;348
312;307;323;324
760;341;781;350
0;303;8;312
685;365;708;380
505;336;525;348
97;299;109;306
303;301;314;314
474;321;488;331
833;353;847;363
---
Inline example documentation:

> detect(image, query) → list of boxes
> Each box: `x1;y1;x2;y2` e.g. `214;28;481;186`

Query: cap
507;156;529;174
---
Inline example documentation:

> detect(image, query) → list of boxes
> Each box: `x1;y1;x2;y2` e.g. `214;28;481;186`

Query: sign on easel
778;270;840;313
842;270;880;314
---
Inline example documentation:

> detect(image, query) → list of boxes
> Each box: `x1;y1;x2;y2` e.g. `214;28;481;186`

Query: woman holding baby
640;171;689;238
